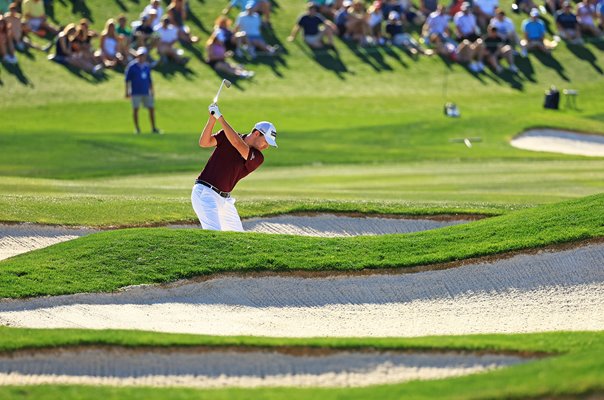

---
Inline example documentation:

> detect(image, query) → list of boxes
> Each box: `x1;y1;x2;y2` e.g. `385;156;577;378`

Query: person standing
125;47;161;134
191;103;277;231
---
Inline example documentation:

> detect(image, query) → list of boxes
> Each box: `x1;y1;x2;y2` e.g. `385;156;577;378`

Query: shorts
304;33;323;47
27;17;43;32
131;95;154;109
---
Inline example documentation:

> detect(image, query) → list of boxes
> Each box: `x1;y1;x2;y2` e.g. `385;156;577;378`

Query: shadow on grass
185;6;210;35
2;63;33;86
154;61;197;80
295;41;349;80
382;45;409;68
66;0;94;22
515;56;537;82
340;40;392;72
565;43;603;75
533;51;569;81
112;0;129;12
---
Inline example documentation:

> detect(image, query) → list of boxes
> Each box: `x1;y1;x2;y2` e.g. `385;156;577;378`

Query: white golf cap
530;7;539;16
136;46;148;56
254;121;277;147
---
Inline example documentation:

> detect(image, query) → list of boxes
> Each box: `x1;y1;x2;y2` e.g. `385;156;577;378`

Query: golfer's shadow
294;41;348;80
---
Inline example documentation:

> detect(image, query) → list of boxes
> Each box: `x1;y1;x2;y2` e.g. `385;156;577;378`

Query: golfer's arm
199;117;217;147
218;116;250;159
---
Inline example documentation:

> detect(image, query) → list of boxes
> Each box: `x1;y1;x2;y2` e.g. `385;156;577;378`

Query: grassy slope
0;329;602;399
1;193;602;298
0;0;603;225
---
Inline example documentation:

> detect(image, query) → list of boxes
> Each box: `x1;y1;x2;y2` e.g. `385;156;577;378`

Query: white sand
0;216;466;261
511;129;604;157
0;348;526;388
1;243;602;337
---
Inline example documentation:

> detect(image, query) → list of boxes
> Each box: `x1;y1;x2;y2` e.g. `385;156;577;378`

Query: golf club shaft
211;82;225;114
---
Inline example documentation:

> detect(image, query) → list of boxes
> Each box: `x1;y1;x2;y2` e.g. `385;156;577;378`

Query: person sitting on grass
116;13;133;43
21;0;58;37
489;9;520;49
454;2;481;42
483;25;518;73
214;15;248;58
422;5;452;45
50;23;103;75
386;11;434;55
143;0;164;28
344;0;373;45
473;0;499;29
166;0;199;44
576;0;602;37
521;8;556;56
234;4;278;58
70;25;105;75
0;15;17;64
4;3;39;51
205;31;254;78
556;2;584;44
155;16;189;65
97;19;129;69
431;32;486;72
288;3;336;49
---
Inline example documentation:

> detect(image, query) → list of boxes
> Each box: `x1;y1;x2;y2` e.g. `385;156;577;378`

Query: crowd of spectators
0;0;603;77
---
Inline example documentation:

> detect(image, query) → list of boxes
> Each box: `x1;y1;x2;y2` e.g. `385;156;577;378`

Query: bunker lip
510;128;604;157
0;346;531;388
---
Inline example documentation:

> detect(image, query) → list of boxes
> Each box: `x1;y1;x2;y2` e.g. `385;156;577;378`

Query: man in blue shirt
288;3;337;49
125;47;161;134
555;2;583;44
520;8;554;55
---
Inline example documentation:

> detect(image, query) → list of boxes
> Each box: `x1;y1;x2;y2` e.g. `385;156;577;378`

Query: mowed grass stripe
1;194;601;298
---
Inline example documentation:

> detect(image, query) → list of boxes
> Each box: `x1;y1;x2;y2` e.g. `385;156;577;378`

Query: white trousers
191;184;244;232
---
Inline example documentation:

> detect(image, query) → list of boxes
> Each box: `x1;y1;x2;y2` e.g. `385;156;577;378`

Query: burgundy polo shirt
197;130;264;192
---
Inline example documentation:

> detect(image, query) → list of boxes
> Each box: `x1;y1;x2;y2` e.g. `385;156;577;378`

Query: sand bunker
511;129;604;157
0;216;467;261
0;347;526;388
1;243;602;337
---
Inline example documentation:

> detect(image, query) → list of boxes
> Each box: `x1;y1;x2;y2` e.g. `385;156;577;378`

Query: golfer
191;103;277;231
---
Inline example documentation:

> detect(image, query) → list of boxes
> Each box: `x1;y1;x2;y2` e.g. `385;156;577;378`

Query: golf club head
223;79;232;88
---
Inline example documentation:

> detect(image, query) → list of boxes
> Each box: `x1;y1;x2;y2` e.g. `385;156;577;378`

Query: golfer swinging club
191;103;277;231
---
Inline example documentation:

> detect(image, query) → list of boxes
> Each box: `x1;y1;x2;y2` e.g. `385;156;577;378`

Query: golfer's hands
209;103;222;119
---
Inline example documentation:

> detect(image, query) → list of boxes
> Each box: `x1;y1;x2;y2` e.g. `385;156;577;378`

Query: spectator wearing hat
155;16;189;64
422;5;451;44
556;2;583;43
334;1;352;36
234;4;278;58
21;0;58;37
50;23;104;74
483;25;518;72
521;8;555;55
386;10;434;54
344;0;372;45
143;0;164;28
125;47;161;134
576;0;602;36
288;3;336;49
134;13;157;51
489;8;520;48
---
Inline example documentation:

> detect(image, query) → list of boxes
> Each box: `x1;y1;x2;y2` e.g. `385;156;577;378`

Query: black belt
195;179;231;198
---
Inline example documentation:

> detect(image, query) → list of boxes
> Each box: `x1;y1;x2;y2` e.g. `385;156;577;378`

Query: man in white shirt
154;17;189;64
422;5;451;43
489;8;519;47
143;0;164;28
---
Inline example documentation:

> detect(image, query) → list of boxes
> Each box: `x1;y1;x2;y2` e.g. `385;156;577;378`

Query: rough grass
1;194;602;298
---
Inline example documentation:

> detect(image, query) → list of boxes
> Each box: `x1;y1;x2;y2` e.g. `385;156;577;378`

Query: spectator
345;0;372;45
490;9;520;48
21;0;58;37
77;18;98;55
205;31;254;78
50;23;103;74
386;10;434;54
311;0;336;19
214;15;248;58
367;1;385;45
125;47;161;134
223;0;272;25
143;0;164;28
598;0;604;29
483;25;518;72
422;4;451;43
97;18;128;68
521;8;555;55
166;0;200;44
473;0;499;29
155;16;189;64
288;3;336;49
0;15;17;63
71;25;103;68
454;2;480;41
430;32;485;71
399;0;425;25
334;0;352;36
577;0;602;36
234;4;278;58
4;2;38;51
556;2;583;43
134;14;156;49
116;14;132;39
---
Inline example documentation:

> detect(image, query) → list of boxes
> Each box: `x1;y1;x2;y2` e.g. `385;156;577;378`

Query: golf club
211;79;232;114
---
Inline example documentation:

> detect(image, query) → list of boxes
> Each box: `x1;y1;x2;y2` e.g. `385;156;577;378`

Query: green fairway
1;0;603;398
0;328;602;400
